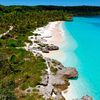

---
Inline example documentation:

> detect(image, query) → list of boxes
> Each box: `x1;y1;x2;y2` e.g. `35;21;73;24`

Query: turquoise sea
61;16;100;100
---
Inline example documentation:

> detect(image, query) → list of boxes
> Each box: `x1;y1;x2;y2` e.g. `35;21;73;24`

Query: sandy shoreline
41;21;66;60
36;21;76;100
25;20;93;100
25;21;75;100
47;21;65;45
32;21;74;100
25;21;66;61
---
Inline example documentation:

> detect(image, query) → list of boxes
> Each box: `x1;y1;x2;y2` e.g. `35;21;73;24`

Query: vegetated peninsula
0;5;100;100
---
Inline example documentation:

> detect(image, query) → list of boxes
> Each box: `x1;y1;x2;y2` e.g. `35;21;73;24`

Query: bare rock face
64;67;78;78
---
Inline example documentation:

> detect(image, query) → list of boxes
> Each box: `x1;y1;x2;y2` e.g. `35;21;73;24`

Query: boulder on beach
47;44;59;51
38;42;48;47
64;67;78;78
42;47;49;53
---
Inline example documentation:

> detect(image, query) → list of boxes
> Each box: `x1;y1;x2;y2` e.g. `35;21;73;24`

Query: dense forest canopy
0;5;100;15
0;5;100;100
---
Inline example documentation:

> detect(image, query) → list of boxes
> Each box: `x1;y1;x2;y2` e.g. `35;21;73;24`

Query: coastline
27;21;74;100
41;21;66;60
36;21;79;100
43;21;77;100
1;5;99;100
28;21;66;61
25;20;93;100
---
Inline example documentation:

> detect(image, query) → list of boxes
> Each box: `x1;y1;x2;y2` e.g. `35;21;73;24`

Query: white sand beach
25;21;78;100
25;21;67;60
42;21;66;59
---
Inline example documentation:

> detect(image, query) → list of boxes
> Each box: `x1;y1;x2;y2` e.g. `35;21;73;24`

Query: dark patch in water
69;77;78;80
89;22;100;27
86;22;100;27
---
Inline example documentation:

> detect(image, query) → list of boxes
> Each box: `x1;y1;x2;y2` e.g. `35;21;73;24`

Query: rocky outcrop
36;58;70;100
41;44;59;53
24;22;92;100
27;29;59;54
47;44;59;51
64;67;78;78
42;47;49;53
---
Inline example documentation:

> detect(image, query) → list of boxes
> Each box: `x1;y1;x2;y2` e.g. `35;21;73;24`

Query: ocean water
61;16;100;100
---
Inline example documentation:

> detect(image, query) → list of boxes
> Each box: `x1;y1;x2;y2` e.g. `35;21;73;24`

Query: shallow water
61;16;100;100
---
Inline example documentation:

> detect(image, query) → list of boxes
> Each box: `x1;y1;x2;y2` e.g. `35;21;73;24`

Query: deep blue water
62;16;100;100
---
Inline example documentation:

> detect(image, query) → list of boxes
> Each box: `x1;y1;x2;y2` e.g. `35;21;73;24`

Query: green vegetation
0;88;16;100
0;5;100;99
50;66;58;75
0;5;71;99
0;47;47;99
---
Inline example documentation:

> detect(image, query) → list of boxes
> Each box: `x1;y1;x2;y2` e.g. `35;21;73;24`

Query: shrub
0;88;16;100
7;39;18;47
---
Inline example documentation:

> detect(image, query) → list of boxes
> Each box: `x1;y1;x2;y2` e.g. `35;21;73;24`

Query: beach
41;21;66;59
27;21;66;61
26;21;78;100
25;18;98;100
1;4;99;100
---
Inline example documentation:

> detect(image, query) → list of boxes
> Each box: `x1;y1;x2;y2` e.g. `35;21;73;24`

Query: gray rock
42;47;49;53
47;44;59;51
40;74;49;86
